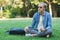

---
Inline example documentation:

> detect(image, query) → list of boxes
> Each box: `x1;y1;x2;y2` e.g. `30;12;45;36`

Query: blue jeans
26;28;52;37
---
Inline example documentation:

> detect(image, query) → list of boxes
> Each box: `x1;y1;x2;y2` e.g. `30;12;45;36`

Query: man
24;2;52;37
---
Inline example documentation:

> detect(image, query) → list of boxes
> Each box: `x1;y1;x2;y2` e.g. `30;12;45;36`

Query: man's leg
25;28;40;36
26;28;38;34
37;29;52;37
25;28;52;37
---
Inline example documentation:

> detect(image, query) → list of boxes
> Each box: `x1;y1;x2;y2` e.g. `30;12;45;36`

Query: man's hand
38;27;45;32
24;26;29;32
41;28;45;31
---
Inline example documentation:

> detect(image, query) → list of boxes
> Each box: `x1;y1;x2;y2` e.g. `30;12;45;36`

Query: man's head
38;2;47;15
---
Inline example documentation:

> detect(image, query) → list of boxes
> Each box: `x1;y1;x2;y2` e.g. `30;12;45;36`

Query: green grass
0;18;60;40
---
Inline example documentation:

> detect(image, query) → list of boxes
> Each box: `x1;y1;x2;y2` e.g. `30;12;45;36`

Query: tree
45;0;52;16
0;0;5;18
22;0;32;17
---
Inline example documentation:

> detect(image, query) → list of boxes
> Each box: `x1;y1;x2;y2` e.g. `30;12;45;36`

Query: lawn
0;18;60;40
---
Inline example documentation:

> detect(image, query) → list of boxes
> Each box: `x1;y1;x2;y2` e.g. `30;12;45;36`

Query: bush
20;7;27;17
29;4;38;17
3;9;11;18
10;7;21;18
29;9;37;17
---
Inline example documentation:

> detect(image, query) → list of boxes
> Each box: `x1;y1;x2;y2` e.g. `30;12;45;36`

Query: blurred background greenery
0;0;60;18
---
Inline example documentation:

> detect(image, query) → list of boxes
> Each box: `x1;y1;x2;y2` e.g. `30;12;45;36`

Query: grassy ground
0;18;60;40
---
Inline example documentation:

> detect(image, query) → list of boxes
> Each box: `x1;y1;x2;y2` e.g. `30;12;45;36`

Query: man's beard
38;10;44;15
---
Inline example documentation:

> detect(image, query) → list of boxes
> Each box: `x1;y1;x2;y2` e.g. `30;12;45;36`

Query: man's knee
24;26;29;32
45;29;52;35
37;29;52;37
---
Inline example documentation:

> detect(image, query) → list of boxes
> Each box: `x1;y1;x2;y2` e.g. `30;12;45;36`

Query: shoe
25;34;33;37
46;34;50;38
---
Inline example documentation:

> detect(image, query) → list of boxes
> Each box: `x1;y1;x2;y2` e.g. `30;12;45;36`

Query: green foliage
10;7;27;18
29;4;38;17
29;9;37;17
2;5;12;18
0;0;60;18
3;9;11;18
10;7;21;18
20;7;27;17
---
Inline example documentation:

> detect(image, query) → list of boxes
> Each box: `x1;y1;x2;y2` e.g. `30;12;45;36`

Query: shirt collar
38;11;46;16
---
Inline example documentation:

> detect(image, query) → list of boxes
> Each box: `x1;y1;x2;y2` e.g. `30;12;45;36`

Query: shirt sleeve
46;14;52;30
28;14;36;28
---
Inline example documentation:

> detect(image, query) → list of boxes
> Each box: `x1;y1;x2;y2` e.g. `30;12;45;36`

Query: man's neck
40;12;44;15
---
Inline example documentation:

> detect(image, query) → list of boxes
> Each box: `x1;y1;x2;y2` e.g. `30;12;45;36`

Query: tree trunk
49;3;52;16
0;4;3;13
45;0;52;17
22;0;30;17
0;6;3;18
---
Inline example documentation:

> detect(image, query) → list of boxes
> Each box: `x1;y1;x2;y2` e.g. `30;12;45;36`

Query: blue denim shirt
29;11;52;30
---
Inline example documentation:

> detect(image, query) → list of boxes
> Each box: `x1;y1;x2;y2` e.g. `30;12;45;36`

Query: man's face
38;5;45;13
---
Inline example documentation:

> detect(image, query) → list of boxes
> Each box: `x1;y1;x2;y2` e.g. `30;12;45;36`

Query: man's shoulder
33;12;38;16
44;11;50;16
32;12;39;19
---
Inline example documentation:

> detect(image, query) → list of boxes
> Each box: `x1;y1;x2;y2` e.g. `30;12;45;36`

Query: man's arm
28;14;36;28
46;14;52;30
24;13;36;32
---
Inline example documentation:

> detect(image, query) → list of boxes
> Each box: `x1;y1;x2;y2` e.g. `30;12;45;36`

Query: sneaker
25;34;33;37
46;34;50;38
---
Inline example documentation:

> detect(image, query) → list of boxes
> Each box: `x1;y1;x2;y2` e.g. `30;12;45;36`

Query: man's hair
38;2;47;9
